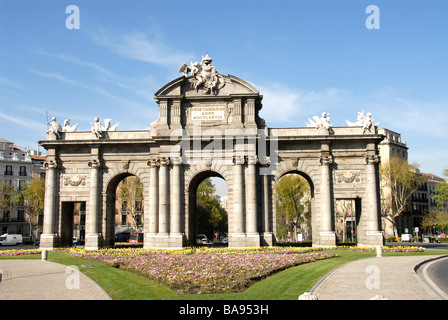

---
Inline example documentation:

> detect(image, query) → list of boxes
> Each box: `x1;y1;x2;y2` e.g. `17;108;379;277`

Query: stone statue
104;119;120;131
47;117;62;139
306;112;332;130
179;53;225;95
91;117;104;139
346;110;379;133
62;118;78;132
91;117;120;138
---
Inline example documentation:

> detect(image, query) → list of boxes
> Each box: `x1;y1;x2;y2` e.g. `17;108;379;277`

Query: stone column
145;159;159;248
364;153;383;245
85;158;101;250
170;157;184;247
246;155;260;246
231;155;245;246
40;159;58;249
158;157;170;236
318;154;336;246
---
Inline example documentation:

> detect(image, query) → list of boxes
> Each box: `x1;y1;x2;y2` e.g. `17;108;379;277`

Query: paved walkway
0;260;110;300
312;255;448;300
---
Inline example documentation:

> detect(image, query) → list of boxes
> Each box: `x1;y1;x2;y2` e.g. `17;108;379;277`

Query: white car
401;234;413;242
0;234;23;246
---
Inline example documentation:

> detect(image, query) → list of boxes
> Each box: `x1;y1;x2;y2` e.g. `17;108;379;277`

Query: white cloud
256;83;352;127
90;28;195;67
29;69;88;88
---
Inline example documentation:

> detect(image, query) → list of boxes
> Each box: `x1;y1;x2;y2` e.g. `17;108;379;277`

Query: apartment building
0;138;45;241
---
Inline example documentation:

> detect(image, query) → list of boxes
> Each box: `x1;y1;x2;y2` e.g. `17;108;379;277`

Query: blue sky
1;0;447;182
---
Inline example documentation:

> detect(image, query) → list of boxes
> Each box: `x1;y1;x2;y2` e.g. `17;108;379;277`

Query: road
420;256;448;299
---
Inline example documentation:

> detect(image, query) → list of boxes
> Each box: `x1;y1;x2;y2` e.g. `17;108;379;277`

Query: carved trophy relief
335;170;361;184
63;174;87;187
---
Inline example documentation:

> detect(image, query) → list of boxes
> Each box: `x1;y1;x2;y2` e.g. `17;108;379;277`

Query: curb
414;255;448;300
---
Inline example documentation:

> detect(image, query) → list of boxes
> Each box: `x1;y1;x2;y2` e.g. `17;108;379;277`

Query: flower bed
0;245;425;295
66;247;337;294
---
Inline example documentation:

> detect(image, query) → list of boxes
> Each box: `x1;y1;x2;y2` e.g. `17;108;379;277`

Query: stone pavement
0;260;110;300
311;255;448;300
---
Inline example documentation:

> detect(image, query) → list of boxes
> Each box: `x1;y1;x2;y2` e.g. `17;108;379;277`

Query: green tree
117;176;143;231
21;177;45;239
423;168;448;235
275;174;311;242
380;157;427;235
196;178;228;239
0;182;20;223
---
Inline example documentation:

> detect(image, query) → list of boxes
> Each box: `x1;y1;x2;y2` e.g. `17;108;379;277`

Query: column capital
159;157;171;166
365;154;380;165
171;156;183;165
88;159;101;169
44;160;58;170
234;155;245;165
247;155;258;165
147;158;160;167
319;155;333;166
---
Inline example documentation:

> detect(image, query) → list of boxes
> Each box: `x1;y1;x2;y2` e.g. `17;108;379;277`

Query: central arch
186;171;228;246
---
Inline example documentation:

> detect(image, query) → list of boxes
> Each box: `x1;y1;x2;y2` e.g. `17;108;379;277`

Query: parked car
0;234;23;246
196;234;208;244
129;232;143;243
401;234;413;242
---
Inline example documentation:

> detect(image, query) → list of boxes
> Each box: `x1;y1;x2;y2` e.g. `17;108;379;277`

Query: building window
17;210;25;222
19;166;27;176
5;165;13;176
19;180;26;191
121;214;127;225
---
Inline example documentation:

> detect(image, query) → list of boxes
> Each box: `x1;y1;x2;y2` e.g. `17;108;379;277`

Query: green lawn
2;249;445;300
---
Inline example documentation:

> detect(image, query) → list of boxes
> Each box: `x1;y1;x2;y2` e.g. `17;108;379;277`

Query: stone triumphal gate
40;55;384;250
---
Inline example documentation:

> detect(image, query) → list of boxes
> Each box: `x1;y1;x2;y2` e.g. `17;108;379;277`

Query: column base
261;232;276;246
229;233;261;247
39;233;58;249
245;233;261;247
229;233;246;248
85;234;102;250
358;231;384;246
313;231;336;247
145;233;185;249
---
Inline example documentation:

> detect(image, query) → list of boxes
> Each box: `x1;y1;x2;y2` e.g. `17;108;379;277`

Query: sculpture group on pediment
179;53;226;95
